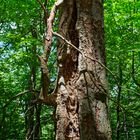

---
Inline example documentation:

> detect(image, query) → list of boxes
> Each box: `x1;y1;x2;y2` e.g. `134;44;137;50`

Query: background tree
105;0;140;139
54;0;112;139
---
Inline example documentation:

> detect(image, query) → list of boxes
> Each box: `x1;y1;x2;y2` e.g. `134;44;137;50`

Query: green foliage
0;0;56;139
105;0;140;139
0;0;140;139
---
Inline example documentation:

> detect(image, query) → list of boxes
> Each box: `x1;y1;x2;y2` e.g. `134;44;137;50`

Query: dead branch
37;0;64;104
43;0;64;61
37;55;50;100
53;31;83;55
53;31;118;83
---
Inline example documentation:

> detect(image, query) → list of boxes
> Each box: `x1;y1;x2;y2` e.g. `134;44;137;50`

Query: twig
24;105;35;115
53;31;83;55
53;31;118;83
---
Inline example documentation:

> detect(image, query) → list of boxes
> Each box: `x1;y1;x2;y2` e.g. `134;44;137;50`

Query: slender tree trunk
34;104;41;140
26;101;35;140
123;113;128;140
25;64;36;140
132;121;136;140
26;26;41;140
116;61;122;140
25;50;36;140
0;108;6;140
55;0;112;139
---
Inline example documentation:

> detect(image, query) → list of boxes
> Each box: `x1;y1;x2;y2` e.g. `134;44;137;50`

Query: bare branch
53;31;83;54
43;0;64;61
36;0;64;104
53;31;118;83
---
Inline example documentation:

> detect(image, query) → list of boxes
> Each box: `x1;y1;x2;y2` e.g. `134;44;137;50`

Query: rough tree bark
55;0;112;139
36;0;112;139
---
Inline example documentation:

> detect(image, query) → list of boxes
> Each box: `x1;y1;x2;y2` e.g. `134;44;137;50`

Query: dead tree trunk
36;0;112;139
55;0;112;139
